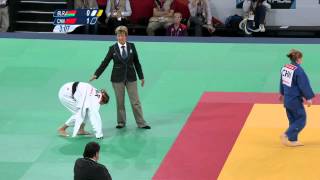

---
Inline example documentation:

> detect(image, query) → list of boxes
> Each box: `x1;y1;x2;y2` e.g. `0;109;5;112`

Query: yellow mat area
218;104;320;180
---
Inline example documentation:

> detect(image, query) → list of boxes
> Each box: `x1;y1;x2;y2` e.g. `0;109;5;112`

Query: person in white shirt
57;82;109;139
105;0;132;34
240;0;271;34
0;0;9;32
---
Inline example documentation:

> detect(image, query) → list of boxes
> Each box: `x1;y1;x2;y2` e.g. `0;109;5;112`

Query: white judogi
58;82;103;138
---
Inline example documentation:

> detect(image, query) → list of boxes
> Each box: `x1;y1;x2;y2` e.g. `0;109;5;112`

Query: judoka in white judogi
58;82;109;139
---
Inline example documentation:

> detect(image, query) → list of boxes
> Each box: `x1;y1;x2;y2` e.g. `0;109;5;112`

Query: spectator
241;0;270;34
74;142;112;180
166;12;187;36
74;0;99;34
105;0;132;34
188;0;215;36
147;0;174;36
0;0;9;32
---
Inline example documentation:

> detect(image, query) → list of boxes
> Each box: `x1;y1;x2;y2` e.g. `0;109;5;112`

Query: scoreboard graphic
53;9;103;33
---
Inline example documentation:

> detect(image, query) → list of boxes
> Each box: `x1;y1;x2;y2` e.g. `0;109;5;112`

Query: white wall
209;0;320;26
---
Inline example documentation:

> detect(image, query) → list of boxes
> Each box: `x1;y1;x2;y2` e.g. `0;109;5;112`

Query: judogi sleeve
297;70;315;100
88;108;103;138
280;71;284;95
83;84;103;138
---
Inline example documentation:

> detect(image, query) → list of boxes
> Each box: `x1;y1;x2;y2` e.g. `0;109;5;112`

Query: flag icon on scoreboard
65;10;77;17
65;18;77;24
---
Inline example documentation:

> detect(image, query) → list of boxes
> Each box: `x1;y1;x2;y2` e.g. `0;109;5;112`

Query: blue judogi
280;63;315;141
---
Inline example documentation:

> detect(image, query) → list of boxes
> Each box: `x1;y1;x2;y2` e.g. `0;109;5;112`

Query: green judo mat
0;38;320;180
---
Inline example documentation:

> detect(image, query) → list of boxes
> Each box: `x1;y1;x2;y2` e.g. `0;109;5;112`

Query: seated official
74;142;112;180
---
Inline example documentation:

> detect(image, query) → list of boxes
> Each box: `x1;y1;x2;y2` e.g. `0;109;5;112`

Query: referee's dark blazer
94;42;144;83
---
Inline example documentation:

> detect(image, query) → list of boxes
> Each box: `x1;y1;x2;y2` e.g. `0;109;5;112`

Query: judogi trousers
285;106;306;142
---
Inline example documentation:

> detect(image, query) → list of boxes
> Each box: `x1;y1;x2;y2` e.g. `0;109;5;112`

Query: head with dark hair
99;89;109;105
287;49;303;64
83;142;100;160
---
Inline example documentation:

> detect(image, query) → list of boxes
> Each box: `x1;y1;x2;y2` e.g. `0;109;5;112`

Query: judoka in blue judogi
279;49;315;147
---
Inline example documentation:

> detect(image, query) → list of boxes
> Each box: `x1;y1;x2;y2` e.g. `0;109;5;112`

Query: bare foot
280;134;288;146
77;130;91;136
287;141;304;147
280;134;304;147
58;128;69;137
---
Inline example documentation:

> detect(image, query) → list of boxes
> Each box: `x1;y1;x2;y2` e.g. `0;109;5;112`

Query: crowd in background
0;0;269;36
71;0;269;36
